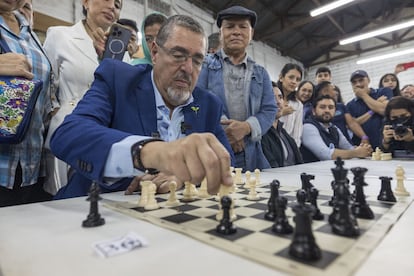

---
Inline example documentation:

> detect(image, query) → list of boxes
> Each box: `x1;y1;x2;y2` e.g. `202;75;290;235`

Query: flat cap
350;70;369;81
216;5;257;28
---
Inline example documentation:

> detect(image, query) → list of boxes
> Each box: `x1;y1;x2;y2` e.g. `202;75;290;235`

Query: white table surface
0;159;413;276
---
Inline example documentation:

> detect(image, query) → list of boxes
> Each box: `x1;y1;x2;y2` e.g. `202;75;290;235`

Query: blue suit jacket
50;59;234;199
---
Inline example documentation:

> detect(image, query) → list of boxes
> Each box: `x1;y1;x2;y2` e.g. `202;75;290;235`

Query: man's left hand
221;119;251;144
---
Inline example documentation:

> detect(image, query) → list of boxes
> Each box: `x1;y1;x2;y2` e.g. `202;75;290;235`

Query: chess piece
289;190;321;261
234;168;244;185
371;147;382;160
272;195;293;234
394;165;410;196
329;157;349;206
165;181;180;207
137;180;151;207
216;184;236;221
265;179;280;221
182;181;195;201
198;178;210;198
329;159;360;237
254;169;261;186
377;176;397;202
350;167;374;219
300;173;315;202
380;152;392;161
309;187;324;220
144;183;160;210
246;178;260;201
244;170;251;188
216;196;237;235
82;182;105;227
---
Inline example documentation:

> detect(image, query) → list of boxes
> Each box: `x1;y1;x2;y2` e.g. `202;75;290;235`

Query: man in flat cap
197;5;277;171
346;70;393;149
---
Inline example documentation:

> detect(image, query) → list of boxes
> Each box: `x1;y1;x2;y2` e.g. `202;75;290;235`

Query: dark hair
208;32;220;50
379;73;401;97
156;15;205;47
401;84;414;91
312;94;337;109
297;80;314;103
276;63;303;101
315;66;331;76
314;81;333;99
83;0;123;17
333;85;344;103
144;13;167;29
384;96;414;121
272;81;284;97
117;18;138;33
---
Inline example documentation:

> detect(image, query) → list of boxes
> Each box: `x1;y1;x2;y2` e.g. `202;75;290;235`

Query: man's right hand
354;143;373;158
0;53;33;79
138;133;233;195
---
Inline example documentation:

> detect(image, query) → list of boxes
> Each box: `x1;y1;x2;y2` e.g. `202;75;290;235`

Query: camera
389;116;412;137
102;23;132;60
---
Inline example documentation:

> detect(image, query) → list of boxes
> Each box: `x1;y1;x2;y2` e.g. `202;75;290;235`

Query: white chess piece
247;178;260;201
144;183;160;210
137;180;151;207
244;170;251;188
254;169;261;186
165;181;180;207
198;178;210;198
182;181;195;201
394;165;410;196
234;168;243;185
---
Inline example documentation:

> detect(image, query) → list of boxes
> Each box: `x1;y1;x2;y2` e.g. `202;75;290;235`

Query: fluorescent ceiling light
310;0;356;17
340;19;414;45
356;48;414;64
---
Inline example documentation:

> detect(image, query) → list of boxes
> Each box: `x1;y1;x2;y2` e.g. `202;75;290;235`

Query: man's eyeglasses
156;43;204;70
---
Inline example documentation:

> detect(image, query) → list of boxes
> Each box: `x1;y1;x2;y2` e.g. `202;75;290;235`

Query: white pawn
234;168;243;185
144;182;160;210
165;181;180;207
137;180;151;207
190;183;198;196
254;168;261;186
247;178;260;201
198;178;210;198
244;170;251;189
371;147;382;160
394;165;410;196
182;181;195;201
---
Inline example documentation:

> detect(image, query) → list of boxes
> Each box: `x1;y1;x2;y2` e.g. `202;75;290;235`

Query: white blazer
43;20;100;148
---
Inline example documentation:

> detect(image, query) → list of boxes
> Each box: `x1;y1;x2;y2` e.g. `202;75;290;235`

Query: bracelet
131;138;163;175
361;135;369;140
367;110;374;116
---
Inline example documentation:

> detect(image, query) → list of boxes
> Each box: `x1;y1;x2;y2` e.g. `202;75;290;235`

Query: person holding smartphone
43;0;123;195
381;96;414;154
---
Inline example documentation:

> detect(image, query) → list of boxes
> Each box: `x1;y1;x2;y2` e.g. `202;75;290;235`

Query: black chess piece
300;173;315;202
216;195;237;235
310;187;324;221
378;176;397;202
82;182;105;228
328;178;360;237
272;196;293;234
351;167;374;219
265;179;280;221
289;190;321;261
329;158;348;206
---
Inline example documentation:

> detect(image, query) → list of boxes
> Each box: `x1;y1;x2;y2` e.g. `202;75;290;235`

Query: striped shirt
0;12;51;188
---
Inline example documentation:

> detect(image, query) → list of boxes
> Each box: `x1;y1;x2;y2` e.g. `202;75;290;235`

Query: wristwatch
131;138;163;175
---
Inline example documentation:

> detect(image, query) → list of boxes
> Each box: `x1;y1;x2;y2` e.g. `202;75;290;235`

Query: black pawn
310;187;324;221
265;179;280;221
351;167;374;219
378;176;397;202
272;196;293;234
216;195;237;235
82;182;105;228
289;190;321;261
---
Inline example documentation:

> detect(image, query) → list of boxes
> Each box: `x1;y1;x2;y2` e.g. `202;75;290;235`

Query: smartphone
102;23;132;60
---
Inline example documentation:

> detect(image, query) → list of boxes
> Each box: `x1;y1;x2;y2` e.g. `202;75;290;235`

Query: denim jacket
197;51;277;171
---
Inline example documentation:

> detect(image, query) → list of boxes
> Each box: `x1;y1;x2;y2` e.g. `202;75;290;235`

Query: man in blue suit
50;15;234;199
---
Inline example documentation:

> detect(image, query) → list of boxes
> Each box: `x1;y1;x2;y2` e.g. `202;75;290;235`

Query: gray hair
155;15;205;47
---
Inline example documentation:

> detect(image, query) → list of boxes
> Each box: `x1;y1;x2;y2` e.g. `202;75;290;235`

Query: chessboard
104;177;412;276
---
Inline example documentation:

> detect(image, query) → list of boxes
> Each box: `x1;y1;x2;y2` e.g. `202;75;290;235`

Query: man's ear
150;41;157;64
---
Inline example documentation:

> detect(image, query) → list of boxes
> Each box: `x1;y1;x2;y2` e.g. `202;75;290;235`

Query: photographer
381;96;414;154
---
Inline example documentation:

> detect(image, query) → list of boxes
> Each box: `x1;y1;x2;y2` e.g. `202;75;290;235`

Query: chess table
0;159;413;276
